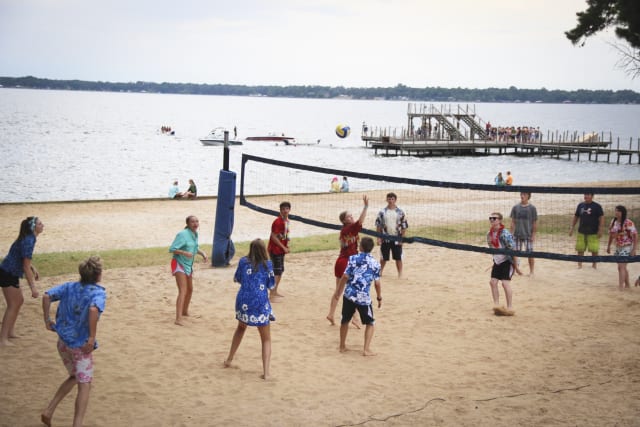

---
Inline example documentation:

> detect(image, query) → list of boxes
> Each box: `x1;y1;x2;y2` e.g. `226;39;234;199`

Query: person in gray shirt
510;192;538;276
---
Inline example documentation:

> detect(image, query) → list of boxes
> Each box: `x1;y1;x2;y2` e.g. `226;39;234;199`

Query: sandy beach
1;195;640;426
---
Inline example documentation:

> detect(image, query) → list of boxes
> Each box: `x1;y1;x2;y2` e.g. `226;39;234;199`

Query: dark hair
79;256;103;285
280;201;291;209
339;210;348;224
386;192;397;199
184;215;197;229
16;216;37;242
360;237;374;253
247;238;269;270
611;205;627;230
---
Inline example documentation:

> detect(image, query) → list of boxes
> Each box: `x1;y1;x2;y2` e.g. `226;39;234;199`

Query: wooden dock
361;103;640;164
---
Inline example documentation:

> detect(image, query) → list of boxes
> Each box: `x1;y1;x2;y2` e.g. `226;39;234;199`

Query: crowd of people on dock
485;122;541;143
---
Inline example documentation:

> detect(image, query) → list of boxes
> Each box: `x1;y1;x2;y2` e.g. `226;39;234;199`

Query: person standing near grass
607;205;637;290
375;192;408;277
569;193;604;269
510;192;538;276
169;215;208;326
487;212;522;316
41;256;106;427
0;216;43;346
268;201;291;298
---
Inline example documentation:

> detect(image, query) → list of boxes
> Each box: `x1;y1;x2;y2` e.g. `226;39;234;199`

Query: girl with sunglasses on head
0;216;44;346
487;213;521;316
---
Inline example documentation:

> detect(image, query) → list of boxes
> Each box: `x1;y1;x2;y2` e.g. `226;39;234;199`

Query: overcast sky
1;0;638;91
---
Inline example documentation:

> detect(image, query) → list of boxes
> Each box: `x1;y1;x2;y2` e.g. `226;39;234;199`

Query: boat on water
200;128;243;146
246;133;296;145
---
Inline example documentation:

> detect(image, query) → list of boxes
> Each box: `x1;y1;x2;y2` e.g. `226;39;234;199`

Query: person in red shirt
268;201;291;298
326;195;369;325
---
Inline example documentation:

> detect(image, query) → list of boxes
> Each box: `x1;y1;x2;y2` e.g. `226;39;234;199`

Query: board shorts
575;233;600;253
57;339;94;383
270;253;285;276
491;260;514;281
171;259;191;277
341;297;375;326
615;245;633;257
380;241;403;261
0;267;20;288
515;238;534;253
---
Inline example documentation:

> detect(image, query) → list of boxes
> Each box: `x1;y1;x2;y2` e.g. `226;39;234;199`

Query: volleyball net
239;154;640;263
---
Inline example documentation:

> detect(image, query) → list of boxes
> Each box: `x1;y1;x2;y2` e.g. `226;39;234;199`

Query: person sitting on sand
185;179;198;199
334;237;382;356
168;180;185;199
487;212;522;316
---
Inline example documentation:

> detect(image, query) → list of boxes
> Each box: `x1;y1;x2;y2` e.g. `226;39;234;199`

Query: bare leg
0;287;24;345
501;280;513;310
363;324;376;356
489;278;500;306
271;275;284;298
41;376;77;426
224;321;247;367
528;257;535;276
72;382;91;427
339;322;349;352
618;263;630;289
591;251;598;269
182;275;193;316
257;325;271;380
326;278;340;325
395;260;403;278
174;273;187;325
379;259;387;275
577;251;584;268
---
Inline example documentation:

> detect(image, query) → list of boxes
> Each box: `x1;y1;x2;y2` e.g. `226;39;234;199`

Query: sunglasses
489;217;500;221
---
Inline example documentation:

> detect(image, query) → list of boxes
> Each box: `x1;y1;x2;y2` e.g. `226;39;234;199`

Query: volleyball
335;124;351;139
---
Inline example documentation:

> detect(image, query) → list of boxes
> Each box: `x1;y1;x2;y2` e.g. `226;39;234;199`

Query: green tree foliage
566;0;640;78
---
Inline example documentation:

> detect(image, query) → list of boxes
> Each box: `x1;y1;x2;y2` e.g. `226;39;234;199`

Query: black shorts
380;241;403;261
491;261;514;281
0;267;20;288
270;253;285;276
341;297;375;325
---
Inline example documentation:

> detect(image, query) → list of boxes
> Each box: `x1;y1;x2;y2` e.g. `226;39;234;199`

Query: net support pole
212;131;236;267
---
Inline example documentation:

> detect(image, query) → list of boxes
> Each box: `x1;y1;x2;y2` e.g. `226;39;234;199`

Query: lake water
1;88;639;203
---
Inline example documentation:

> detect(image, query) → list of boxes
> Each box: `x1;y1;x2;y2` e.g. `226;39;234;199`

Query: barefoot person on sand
487;212;522;316
169;215;208;326
334;237;382;356
41;256;106;427
327;194;369;326
224;239;275;380
0;216;43;346
268;201;291;298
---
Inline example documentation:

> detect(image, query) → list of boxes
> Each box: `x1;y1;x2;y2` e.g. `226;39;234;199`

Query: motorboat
245;133;296;145
200;128;243;146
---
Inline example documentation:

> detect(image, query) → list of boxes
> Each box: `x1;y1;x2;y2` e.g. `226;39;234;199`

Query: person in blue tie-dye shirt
41;256;106;427
334;237;382;356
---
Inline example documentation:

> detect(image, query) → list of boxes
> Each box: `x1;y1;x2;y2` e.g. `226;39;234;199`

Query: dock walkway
361;103;639;164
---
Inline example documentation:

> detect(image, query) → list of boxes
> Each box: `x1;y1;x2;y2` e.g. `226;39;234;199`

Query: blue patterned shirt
45;281;107;349
343;252;381;306
0;234;36;277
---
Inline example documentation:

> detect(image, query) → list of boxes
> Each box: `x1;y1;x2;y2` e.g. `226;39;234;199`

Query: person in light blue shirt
169;215;208;325
168;180;185;199
41;256;106;427
334;237;382;356
340;176;349;192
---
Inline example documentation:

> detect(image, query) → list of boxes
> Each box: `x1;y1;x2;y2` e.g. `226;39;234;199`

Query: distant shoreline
2;76;639;104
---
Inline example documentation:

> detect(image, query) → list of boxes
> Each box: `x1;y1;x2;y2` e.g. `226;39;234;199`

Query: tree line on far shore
1;75;639;105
